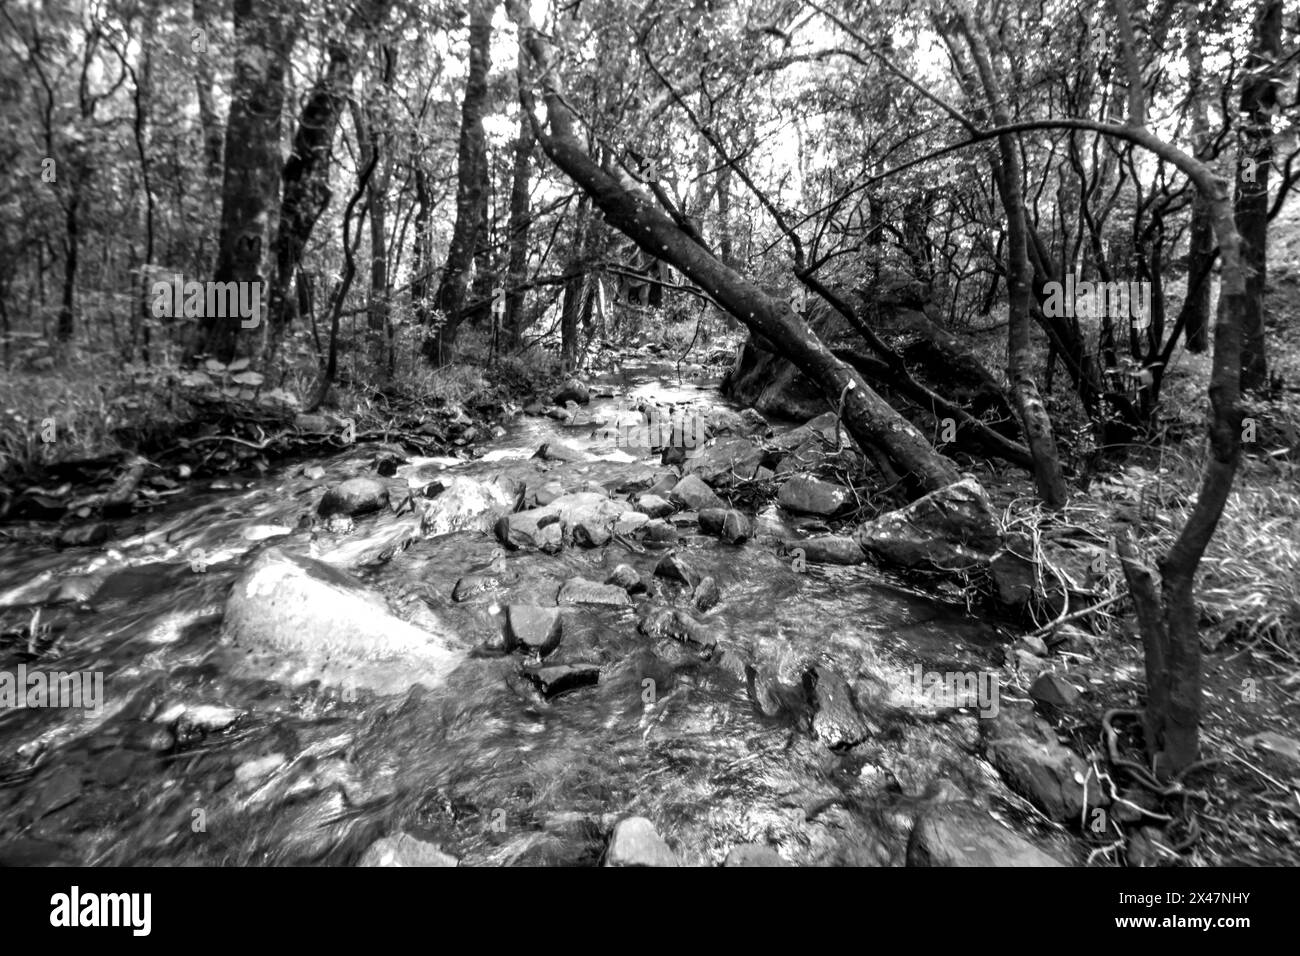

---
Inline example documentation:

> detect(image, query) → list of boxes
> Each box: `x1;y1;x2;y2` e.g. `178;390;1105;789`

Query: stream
0;356;1064;866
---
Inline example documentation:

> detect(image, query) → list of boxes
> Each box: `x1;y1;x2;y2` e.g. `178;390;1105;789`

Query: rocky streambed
0;358;1105;866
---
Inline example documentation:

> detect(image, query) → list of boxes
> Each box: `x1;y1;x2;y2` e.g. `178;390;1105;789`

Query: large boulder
668;474;725;511
221;548;461;695
983;707;1108;823
907;804;1068;867
419;476;516;537
777;476;851;516
853;477;1000;571
684;437;766;487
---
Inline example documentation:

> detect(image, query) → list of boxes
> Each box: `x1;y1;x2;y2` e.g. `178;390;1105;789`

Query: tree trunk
192;0;224;179
1180;0;1214;354
270;0;393;335
424;0;494;363
509;1;960;494
206;0;295;363
1233;0;1282;391
959;8;1068;508
504;64;533;349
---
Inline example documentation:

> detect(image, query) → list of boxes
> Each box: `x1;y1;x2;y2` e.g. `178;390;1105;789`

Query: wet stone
605;816;677;867
654;552;701;589
698;508;752;544
525;663;601;698
506;605;563;656
318;477;391;518
557;577;632;607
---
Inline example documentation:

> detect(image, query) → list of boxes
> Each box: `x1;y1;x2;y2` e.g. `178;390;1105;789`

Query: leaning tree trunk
424;0;494;364
206;0;295;363
508;1;959;494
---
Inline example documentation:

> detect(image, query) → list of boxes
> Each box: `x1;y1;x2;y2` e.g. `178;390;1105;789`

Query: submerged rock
557;577;632;606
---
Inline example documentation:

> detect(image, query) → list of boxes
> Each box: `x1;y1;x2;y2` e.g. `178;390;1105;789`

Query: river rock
693;576;721;611
1028;673;1082;710
669;474;725;511
635;494;675;518
982;706;1108;823
777;476;850;516
534;480;565;506
637;606;718;650
452;573;515;602
221;548;460;695
723;844;792;867
553;379;590;405
358;833;458;867
853;477;1001;571
419;475;515;536
605;817;677;867
684;437;765;487
57;522;113;547
807;665;872;750
535;440;585;462
495;509;564;553
698;508;751;544
644;520;678;543
506;605;562;655
318;477;391;517
557;577;632;606
800;535;866;564
525;663;600;698
605;564;646;593
654;552;701;588
907;804;1067;867
613;512;649;536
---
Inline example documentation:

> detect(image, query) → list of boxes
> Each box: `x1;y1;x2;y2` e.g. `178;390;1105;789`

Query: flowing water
0;358;1045;866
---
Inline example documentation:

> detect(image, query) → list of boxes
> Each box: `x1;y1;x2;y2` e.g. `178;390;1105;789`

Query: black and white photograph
0;0;1295;921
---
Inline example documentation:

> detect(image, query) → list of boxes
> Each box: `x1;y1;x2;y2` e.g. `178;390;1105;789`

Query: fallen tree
507;1;960;495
